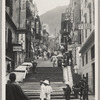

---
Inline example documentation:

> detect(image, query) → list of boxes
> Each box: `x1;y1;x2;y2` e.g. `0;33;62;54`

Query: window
93;0;95;25
84;13;87;23
84;13;87;38
9;0;13;17
91;45;95;59
88;3;92;31
74;2;76;5
81;10;83;16
86;52;88;64
88;3;92;24
82;55;84;66
85;0;87;7
85;30;87;38
6;0;10;6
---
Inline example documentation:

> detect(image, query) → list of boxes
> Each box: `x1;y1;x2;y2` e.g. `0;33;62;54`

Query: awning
79;30;94;53
6;56;12;61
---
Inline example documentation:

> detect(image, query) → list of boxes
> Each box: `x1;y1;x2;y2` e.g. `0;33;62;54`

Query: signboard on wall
78;23;91;29
13;44;22;51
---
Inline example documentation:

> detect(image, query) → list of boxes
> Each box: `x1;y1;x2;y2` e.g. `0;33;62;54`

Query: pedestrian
51;56;57;67
7;62;11;73
40;80;46;100
78;80;84;99
44;51;47;60
43;80;53;100
47;52;50;59
83;77;88;100
32;59;37;73
6;73;30;100
72;83;79;99
63;84;71;100
57;58;62;67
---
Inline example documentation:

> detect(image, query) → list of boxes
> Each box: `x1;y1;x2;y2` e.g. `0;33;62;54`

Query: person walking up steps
40;80;46;100
40;80;53;100
44;80;53;100
63;84;71;100
51;55;57;67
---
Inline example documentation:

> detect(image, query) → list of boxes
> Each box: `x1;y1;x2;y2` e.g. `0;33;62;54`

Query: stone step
28;96;75;99
25;93;76;99
24;67;63;82
20;82;65;90
36;67;63;73
30;99;79;100
24;72;63;82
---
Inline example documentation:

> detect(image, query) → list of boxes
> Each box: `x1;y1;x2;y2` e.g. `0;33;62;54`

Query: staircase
20;66;77;99
20;82;76;100
24;67;63;82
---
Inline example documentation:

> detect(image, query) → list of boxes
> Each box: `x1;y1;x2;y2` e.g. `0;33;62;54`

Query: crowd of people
6;49;89;100
6;73;88;100
6;73;53;100
72;76;88;100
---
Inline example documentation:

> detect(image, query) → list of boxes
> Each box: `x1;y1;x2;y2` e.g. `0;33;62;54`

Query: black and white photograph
1;0;99;100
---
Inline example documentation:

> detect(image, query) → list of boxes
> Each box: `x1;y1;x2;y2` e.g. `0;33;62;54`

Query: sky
34;0;70;15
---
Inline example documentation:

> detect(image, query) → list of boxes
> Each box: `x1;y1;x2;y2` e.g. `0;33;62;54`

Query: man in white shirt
40;80;46;100
40;80;53;100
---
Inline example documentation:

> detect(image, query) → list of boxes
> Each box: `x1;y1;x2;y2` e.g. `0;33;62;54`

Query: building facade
70;0;81;67
6;0;41;73
79;0;95;94
69;0;95;94
6;0;21;72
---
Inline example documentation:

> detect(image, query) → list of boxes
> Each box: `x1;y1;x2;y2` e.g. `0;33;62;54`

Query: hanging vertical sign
36;21;39;34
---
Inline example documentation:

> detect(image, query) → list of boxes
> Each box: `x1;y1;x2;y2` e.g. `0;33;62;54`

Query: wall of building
81;0;95;45
80;42;94;93
80;0;95;94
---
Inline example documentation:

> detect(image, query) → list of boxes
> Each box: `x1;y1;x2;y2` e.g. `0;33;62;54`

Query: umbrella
57;54;63;58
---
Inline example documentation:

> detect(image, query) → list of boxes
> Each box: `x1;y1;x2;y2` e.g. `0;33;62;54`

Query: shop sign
13;45;22;51
84;23;91;29
78;23;91;29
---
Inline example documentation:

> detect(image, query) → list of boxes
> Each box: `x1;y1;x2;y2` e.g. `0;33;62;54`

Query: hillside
40;6;67;35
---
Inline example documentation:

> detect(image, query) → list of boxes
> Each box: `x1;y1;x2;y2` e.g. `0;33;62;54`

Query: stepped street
6;57;95;100
18;57;75;100
5;0;96;100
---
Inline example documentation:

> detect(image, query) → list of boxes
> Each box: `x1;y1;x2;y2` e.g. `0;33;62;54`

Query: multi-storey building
6;0;41;73
70;0;81;68
79;0;95;94
41;24;49;51
60;6;71;53
6;0;22;71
